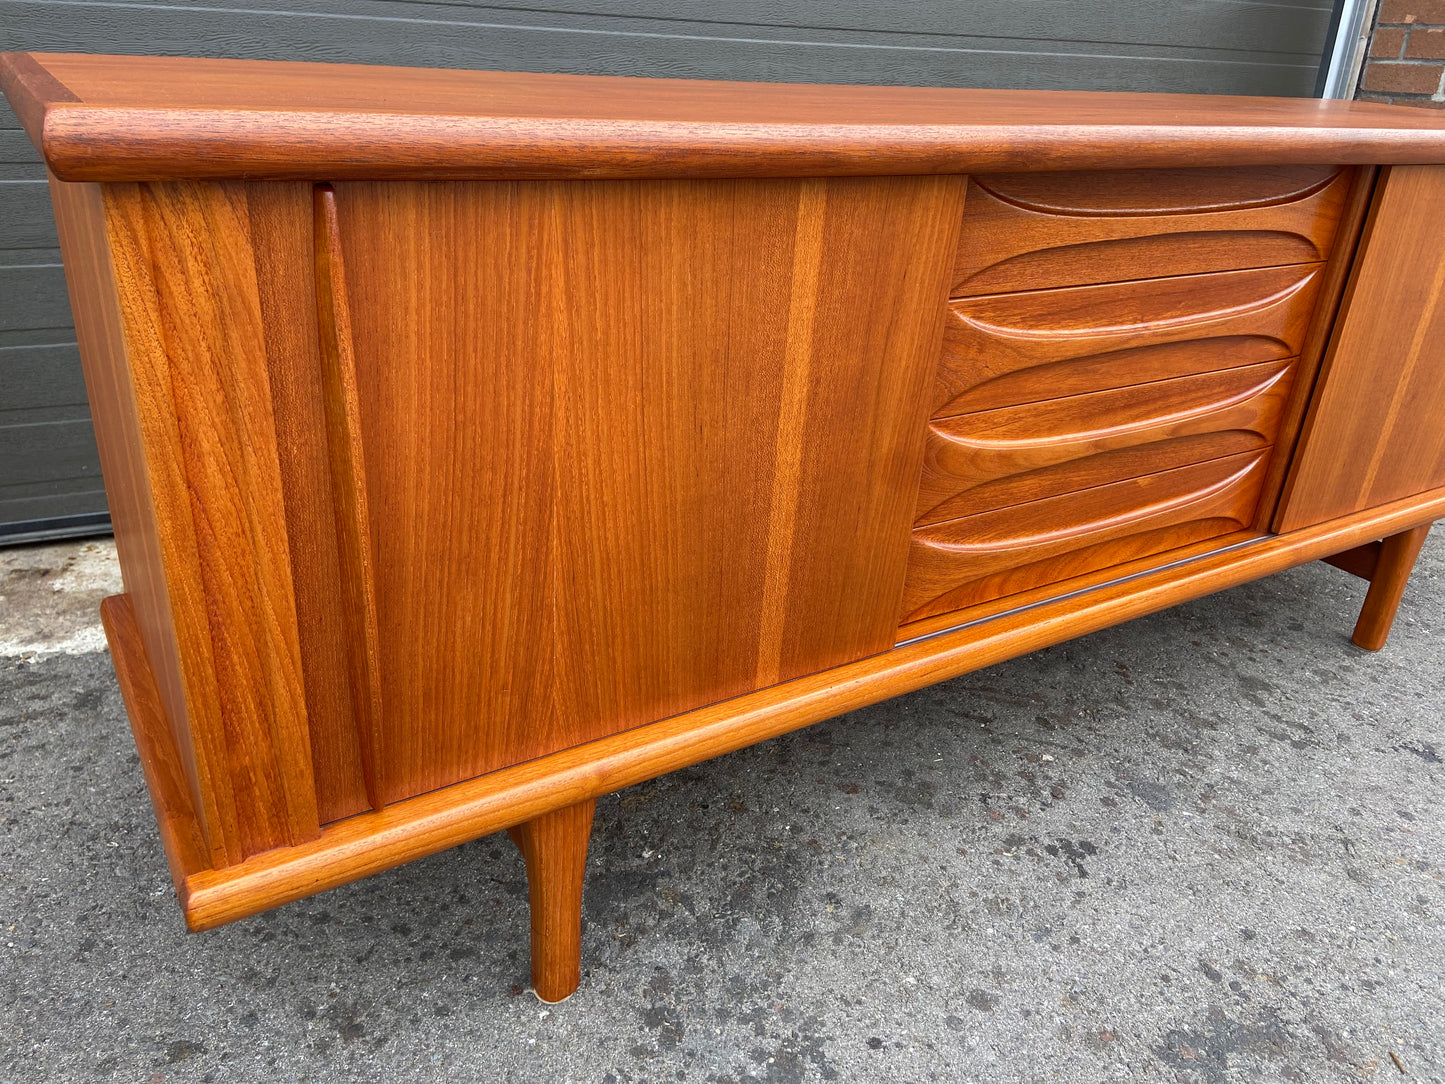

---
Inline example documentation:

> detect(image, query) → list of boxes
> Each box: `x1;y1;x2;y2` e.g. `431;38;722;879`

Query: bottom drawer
900;449;1269;622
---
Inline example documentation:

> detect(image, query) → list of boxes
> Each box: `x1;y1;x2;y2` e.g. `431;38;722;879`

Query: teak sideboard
5;52;1445;1001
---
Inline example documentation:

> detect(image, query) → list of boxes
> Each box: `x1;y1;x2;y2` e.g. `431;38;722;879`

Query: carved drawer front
916;359;1294;526
901;450;1270;622
952;165;1349;298
933;263;1322;420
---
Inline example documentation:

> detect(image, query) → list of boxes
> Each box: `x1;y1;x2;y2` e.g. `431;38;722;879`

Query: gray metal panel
2;1;1332;95
0;179;57;248
0;129;44;180
0;418;106;533
2;342;87;412
0;0;1335;542
0;252;70;333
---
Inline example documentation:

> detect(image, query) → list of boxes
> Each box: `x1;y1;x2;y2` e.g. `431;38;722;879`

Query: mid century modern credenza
4;52;1445;1002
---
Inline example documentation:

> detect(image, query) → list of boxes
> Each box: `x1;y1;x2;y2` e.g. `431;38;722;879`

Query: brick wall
1359;1;1445;106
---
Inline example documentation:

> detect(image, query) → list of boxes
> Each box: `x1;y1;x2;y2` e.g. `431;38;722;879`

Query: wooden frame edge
99;595;210;918
1254;164;1379;530
0;51;79;147
168;486;1445;931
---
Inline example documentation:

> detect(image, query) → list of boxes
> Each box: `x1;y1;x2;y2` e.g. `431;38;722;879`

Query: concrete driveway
1;534;1441;1083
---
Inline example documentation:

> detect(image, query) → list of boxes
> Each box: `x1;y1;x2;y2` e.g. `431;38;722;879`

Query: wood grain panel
311;185;383;815
11;53;1445;183
1249;164;1378;533
1277;165;1445;531
101;181;320;858
47;175;224;864
917;359;1295;525
952;166;1349;296
333;175;962;804
934;264;1322;419
903;450;1271;620
896;529;1261;643
250;184;373;825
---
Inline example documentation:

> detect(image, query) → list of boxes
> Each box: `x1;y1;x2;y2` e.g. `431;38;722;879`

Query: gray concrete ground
0;534;1442;1084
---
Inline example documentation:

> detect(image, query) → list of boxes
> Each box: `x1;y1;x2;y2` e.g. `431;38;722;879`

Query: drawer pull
972;165;1341;217
917;360;1293;525
902;451;1269;620
953;166;1348;297
935;265;1320;419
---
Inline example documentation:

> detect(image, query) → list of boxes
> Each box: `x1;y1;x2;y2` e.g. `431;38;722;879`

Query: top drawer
953;165;1351;298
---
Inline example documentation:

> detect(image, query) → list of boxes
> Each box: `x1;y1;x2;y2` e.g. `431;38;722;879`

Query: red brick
1372;27;1408;56
1361;60;1445;93
1378;0;1445;23
1406;26;1445;56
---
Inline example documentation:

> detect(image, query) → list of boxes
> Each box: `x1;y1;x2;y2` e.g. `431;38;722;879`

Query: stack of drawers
901;165;1354;625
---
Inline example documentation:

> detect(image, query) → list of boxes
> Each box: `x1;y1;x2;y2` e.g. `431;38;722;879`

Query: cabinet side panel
102;181;321;859
334;176;963;802
48;175;226;868
1277;165;1445;531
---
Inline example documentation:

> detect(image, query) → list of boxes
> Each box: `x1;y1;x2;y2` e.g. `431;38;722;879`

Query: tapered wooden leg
507;798;597;1002
1352;524;1432;651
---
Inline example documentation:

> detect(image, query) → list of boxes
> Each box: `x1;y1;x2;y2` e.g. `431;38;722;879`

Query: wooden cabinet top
9;51;1445;182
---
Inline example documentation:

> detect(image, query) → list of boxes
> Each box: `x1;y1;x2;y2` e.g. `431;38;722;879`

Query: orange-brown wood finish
10;55;1445;998
331;175;962;804
1350;525;1433;650
48;176;212;852
311;185;384;814
907;165;1363;624
1249;165;1380;531
916;360;1295;525
253;188;374;825
1323;542;1382;580
1278;166;1445;531
52;175;326;862
102;181;322;860
951;165;1350;296
507;800;597;1003
933;264;1322;420
10;53;1445;182
903;451;1272;620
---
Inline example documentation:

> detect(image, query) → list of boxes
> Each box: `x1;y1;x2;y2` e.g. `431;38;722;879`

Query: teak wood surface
330;175;962;807
951;165;1349;296
11;52;1445;180
8;53;1445;1000
1278;165;1445;530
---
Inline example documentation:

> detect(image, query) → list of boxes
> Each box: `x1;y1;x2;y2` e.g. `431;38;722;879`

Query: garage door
0;0;1338;542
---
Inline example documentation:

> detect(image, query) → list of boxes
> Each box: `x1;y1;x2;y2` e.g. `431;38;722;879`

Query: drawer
952;165;1351;297
916;358;1294;525
901;449;1270;623
934;263;1321;420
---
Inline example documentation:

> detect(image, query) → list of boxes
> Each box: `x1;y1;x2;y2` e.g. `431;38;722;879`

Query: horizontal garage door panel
2;343;87;413
3;2;1328;96
0;180;57;248
0;256;71;333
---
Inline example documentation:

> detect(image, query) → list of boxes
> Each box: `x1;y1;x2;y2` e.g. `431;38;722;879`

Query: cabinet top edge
10;51;1445;182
